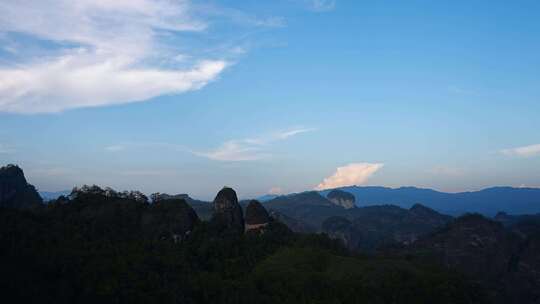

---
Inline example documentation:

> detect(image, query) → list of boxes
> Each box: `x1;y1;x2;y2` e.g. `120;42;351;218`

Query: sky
1;0;539;200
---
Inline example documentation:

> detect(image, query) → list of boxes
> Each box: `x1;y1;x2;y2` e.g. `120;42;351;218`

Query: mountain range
321;185;540;216
4;164;540;303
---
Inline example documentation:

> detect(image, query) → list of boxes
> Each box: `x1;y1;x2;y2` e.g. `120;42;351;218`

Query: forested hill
0;172;486;303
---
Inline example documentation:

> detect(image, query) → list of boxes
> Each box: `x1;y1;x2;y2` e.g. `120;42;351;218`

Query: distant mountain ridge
40;190;70;201
320;185;540;216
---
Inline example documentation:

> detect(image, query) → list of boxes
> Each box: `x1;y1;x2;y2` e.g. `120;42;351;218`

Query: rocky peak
327;189;356;209
212;187;244;233
0;164;42;208
245;200;270;232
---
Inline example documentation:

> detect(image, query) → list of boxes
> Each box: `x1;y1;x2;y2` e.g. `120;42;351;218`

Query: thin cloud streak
105;142;189;153
308;0;336;12
501;144;540;157
196;127;316;161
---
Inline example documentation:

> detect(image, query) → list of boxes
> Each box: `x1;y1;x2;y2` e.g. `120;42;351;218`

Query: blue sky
1;0;539;199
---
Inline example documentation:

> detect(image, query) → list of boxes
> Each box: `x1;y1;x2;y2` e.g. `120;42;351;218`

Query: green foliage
0;194;487;304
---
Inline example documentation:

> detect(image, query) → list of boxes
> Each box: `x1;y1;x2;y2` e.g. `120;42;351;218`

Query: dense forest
3;164;540;303
0;168;487;303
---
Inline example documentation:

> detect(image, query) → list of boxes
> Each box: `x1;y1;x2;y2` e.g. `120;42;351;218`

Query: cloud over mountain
315;163;383;190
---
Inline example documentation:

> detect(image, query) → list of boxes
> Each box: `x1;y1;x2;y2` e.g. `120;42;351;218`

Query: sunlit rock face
327;189;356;209
245;200;270;232
0;164;42;209
212;187;244;233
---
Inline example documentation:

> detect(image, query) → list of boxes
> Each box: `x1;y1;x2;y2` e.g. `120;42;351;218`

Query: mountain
0;183;488;303
264;191;347;229
322;204;452;251
152;193;213;220
268;209;315;233
322;186;540;216
257;194;279;202
400;214;540;304
0;164;42;208
40;190;71;201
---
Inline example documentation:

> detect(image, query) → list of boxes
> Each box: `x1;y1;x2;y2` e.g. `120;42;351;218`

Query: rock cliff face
245;200;270;232
0;164;42;209
212;187;244;233
327;189;356;209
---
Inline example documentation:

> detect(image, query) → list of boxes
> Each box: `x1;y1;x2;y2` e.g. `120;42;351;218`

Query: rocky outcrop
322;216;359;248
0;164;42;209
327;189;356;209
212;187;244;233
245;200;270;232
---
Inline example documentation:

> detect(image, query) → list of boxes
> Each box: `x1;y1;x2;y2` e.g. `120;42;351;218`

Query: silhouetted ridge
0;164;42;209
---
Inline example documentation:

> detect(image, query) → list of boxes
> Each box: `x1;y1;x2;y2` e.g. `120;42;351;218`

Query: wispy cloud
196;127;316;161
315;163;383;190
105;145;125;152
0;0;280;114
197;4;286;28
307;0;336;12
501;144;540;157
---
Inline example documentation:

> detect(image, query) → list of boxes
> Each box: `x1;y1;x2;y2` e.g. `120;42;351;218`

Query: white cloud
196;127;315;161
315;163;383;190
0;0;231;113
501;144;540;157
308;0;336;12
